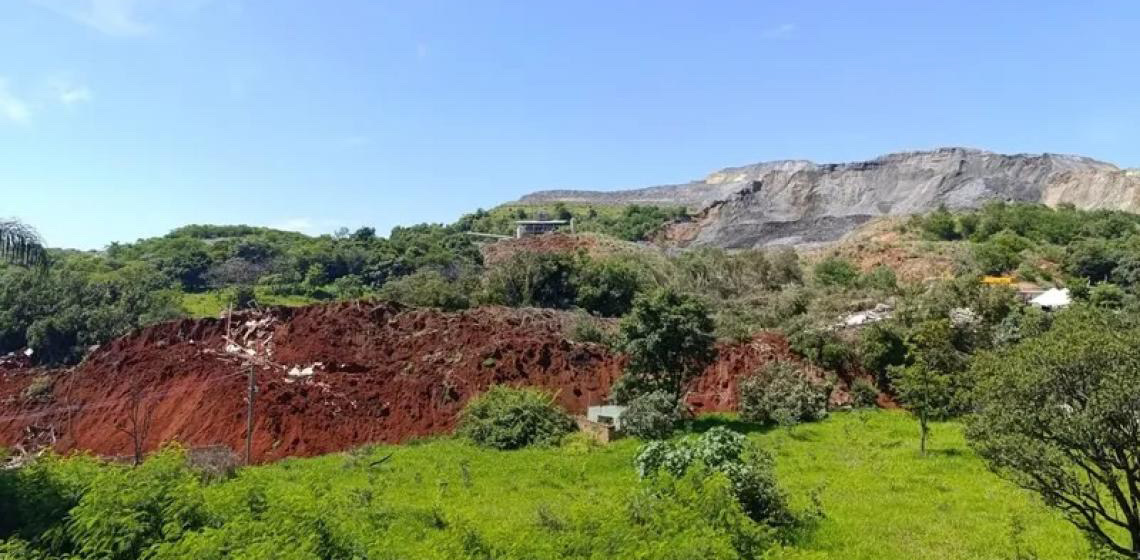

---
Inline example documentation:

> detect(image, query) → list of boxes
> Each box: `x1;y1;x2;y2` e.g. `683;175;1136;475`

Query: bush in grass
738;362;828;426
634;427;794;527
620;391;683;440
456;386;575;450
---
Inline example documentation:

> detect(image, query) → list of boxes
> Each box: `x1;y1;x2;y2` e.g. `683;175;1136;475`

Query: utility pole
245;362;256;465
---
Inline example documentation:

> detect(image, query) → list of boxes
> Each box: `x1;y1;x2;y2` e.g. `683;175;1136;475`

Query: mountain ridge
516;147;1140;247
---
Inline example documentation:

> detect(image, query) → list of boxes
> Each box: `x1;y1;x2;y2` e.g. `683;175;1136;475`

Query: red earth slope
0;302;832;462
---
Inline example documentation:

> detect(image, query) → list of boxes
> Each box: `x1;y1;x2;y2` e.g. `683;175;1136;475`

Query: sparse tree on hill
891;319;963;455
967;308;1140;558
116;375;156;466
0;220;48;268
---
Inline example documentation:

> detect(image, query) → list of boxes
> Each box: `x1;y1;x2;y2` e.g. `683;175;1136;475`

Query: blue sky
3;1;1139;249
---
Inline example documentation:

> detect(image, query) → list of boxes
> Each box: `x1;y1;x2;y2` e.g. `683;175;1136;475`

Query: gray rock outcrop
518;147;1140;247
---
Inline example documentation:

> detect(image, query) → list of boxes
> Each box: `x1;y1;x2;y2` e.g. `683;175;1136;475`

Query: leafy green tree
0;262;182;364
967;308;1140;557
972;230;1030;275
921;206;960;240
612;289;716;402
891;320;965;455
1088;282;1127;309
331;274;368;300
152;237;213;292
576;257;643;317
0;220;48;267
1066;238;1118;283
481;252;579;309
857;323;908;386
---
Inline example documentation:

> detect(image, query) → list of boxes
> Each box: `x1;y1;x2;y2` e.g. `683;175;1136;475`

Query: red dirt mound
0;302;841;463
0;303;623;462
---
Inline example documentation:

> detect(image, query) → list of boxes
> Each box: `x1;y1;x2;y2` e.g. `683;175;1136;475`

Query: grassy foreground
6;410;1086;558
189;410;1084;559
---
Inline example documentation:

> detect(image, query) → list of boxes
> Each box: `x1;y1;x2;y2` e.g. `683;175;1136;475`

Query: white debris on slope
838;303;893;328
286;362;324;382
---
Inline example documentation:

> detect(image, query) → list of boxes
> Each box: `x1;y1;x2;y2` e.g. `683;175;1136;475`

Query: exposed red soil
0;302;841;463
686;332;856;411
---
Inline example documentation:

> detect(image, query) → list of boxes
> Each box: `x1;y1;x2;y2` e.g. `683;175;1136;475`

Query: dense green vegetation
0;411;1088;559
455;203;689;242
0;203;684;365
914;202;1140;290
7;202;1140;556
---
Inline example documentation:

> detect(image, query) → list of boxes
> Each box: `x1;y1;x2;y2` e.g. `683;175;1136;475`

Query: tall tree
967;307;1140;557
891;319;966;455
0;220;47;267
611;288;717;403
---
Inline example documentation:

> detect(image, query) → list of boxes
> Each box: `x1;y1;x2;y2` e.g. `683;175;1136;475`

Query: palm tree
0;220;48;267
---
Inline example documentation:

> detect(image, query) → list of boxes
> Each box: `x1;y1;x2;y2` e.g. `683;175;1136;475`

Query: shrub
378;268;472;311
634;427;794;527
331;274;368;300
920;206;960;240
481;252;580;309
849;378;879;408
620;391;682;440
229;285;257;309
860;265;897;291
566;312;616;346
738;362;828;426
812;257;859;288
1088;282;1126;309
786;325;850;372
576;257;643;317
857;323;907;386
456;386;575;450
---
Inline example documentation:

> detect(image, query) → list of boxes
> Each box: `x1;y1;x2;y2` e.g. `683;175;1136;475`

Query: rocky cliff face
519;148;1140;247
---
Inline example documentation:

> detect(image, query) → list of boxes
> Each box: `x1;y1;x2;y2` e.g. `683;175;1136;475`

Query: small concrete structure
514;219;574;238
575;417;617;444
586;405;627;431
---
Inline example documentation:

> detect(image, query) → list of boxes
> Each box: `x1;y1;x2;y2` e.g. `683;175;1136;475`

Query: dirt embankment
0;302;829;463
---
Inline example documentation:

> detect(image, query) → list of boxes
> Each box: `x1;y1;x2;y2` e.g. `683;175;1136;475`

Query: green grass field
179;410;1084;559
180;288;320;318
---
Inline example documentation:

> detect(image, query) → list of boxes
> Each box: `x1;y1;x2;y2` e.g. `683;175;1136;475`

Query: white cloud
34;0;154;36
762;23;796;39
52;80;94;106
0;79;32;125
